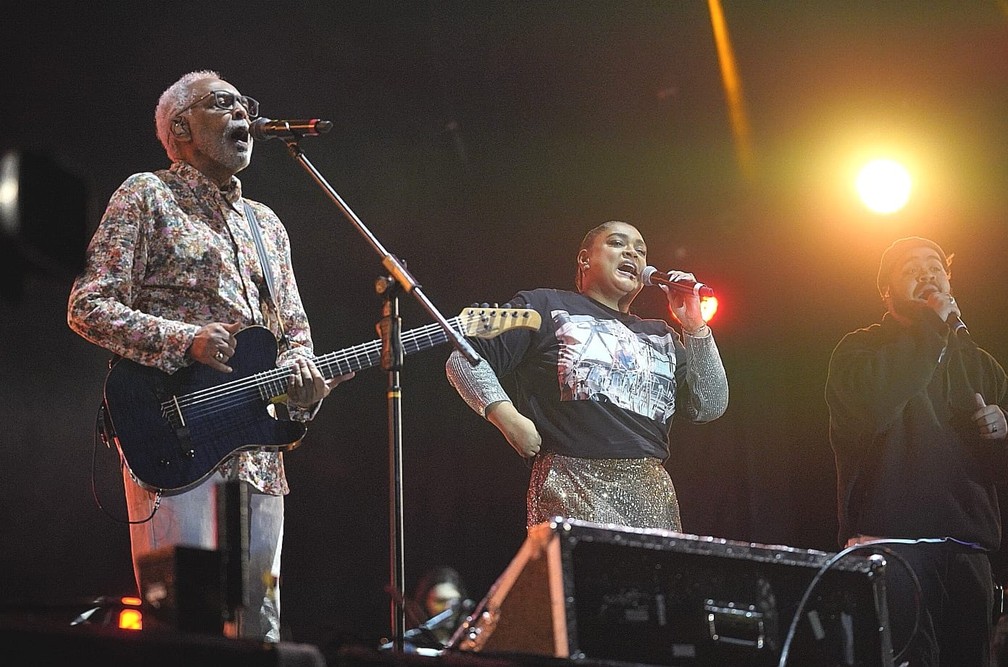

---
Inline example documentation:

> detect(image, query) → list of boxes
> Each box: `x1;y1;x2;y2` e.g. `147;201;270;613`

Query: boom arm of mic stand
280;139;480;364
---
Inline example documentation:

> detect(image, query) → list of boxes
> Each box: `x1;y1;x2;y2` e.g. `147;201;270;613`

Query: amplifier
450;518;892;666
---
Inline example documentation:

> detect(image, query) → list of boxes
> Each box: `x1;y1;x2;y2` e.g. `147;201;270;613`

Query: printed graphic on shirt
553;310;676;422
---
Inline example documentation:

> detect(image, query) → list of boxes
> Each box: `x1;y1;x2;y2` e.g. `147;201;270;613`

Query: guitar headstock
458;307;542;338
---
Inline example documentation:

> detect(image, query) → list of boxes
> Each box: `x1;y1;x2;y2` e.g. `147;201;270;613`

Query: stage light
855;158;912;214
0;149;88;301
70;596;144;631
700;296;718;323
115;596;144;631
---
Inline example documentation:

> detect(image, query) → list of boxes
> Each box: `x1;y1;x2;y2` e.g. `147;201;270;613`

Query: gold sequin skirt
527;452;681;531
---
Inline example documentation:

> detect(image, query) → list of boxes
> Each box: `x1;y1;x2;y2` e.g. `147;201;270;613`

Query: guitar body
104;326;306;493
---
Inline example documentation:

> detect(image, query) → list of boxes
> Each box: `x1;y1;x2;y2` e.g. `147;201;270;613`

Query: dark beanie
876;237;950;297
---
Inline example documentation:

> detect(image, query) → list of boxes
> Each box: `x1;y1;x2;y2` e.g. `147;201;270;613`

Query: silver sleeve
445;349;512;418
682;327;729;422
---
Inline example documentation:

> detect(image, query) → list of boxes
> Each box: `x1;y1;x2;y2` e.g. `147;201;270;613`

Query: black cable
90;402;159;525
777;539;924;667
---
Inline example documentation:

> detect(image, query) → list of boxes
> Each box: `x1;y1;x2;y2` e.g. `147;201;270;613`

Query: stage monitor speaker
139;545;224;635
450;518;892;667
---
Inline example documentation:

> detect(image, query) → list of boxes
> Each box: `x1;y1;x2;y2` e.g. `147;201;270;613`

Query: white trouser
122;467;284;641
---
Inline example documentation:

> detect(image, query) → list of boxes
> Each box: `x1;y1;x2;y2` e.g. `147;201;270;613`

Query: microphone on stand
641;265;715;298
250;117;333;141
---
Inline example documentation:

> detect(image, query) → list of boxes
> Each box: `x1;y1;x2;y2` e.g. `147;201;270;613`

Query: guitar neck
251;307;540;403
314;315;463;380
255;315;465;401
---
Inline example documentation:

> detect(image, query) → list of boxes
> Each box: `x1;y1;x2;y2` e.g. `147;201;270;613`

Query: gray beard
205;140;251;174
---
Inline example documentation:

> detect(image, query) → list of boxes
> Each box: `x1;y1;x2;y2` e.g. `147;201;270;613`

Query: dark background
3;0;1007;653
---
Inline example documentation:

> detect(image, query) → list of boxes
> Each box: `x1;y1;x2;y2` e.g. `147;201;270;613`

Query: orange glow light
700;296;718;323
118;608;143;631
707;0;753;178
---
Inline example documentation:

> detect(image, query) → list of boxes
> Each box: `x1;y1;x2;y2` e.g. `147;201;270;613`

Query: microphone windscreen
641;265;659;286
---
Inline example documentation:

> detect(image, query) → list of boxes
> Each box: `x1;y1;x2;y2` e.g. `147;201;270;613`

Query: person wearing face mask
67;70;354;641
826;236;1008;665
445;220;728;531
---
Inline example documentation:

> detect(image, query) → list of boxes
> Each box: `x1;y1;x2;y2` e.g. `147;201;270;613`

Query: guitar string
162;329;450;429
163;311;522;423
165;309;536;426
163;315;465;423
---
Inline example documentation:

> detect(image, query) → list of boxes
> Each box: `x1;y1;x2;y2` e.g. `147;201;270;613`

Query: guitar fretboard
261;315;466;398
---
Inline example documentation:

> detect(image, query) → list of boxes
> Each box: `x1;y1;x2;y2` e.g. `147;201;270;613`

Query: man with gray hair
68;70;353;640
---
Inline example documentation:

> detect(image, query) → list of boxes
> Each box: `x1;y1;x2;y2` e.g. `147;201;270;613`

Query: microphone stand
278;136;480;652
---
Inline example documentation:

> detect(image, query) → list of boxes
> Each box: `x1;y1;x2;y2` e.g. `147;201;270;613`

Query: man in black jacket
826;236;1008;665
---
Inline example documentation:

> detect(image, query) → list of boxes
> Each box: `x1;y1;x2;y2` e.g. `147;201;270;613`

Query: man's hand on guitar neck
285;357;354;409
189;322;243;372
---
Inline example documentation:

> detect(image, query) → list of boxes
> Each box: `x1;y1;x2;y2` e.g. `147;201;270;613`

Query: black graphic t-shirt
469;289;688;460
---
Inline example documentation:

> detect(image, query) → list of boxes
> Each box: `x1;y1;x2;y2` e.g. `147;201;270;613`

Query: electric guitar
102;307;540;493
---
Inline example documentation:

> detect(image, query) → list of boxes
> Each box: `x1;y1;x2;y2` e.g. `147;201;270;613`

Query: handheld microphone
920;287;969;337
250;117;333;141
641;266;715;298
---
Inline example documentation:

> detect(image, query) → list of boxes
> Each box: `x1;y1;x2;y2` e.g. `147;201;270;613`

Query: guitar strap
242;200;289;349
151;170;289;349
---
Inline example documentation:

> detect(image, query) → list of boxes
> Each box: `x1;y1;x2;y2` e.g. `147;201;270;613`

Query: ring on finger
215;351;226;362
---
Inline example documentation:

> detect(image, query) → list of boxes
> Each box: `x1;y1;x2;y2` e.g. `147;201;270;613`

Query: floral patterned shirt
68;161;321;495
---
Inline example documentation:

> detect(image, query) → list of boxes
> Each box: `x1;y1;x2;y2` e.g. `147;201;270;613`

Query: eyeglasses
175;90;260;120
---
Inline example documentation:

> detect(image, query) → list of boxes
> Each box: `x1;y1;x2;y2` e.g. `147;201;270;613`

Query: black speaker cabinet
139;545;224;635
451;518;892;667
